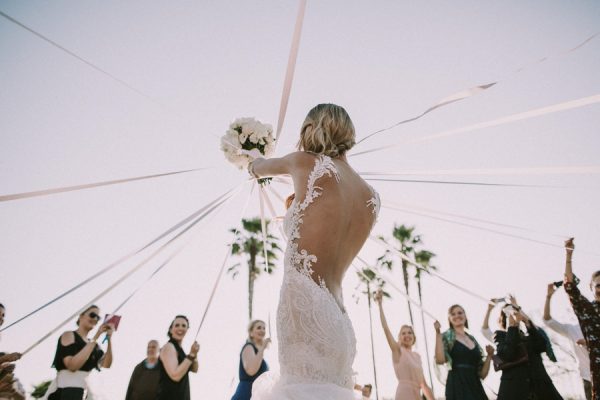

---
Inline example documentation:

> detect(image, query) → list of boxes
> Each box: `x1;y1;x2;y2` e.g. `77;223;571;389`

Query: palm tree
414;249;437;395
355;266;389;400
376;225;421;326
228;217;281;321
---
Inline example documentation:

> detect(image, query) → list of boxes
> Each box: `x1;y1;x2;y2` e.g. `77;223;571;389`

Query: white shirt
481;327;494;344
543;317;591;381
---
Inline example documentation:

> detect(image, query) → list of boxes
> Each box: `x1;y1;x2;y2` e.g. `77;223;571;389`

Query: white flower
239;132;249;144
249;133;259;144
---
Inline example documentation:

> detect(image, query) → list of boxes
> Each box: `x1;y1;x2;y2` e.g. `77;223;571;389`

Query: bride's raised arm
248;151;305;178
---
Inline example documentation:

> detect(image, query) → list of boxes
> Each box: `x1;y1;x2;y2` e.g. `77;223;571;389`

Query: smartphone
104;314;122;330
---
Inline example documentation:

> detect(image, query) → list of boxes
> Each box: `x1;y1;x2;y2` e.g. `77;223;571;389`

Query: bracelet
247;161;259;179
186;354;196;362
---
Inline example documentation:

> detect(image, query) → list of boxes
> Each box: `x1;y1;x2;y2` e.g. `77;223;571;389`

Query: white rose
249;133;259;144
239;132;249;144
242;123;253;135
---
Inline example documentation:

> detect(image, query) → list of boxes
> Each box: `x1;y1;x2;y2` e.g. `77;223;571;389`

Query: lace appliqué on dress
276;154;357;390
284;155;339;280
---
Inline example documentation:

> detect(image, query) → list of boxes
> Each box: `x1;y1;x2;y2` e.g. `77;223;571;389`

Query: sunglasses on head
88;312;100;320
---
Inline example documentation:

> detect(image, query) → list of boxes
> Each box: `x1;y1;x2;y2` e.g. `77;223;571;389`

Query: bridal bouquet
220;117;275;170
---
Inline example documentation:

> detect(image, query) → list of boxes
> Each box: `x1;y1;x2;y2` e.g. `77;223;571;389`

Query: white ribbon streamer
355;31;599;145
359;165;600;177
195;183;256;337
22;186;237;355
0;167;211;202
353;94;600;157
369;236;494;306
274;0;307;144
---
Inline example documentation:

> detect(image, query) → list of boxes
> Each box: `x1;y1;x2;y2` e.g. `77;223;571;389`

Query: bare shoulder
284;151;317;167
60;331;75;346
160;342;176;357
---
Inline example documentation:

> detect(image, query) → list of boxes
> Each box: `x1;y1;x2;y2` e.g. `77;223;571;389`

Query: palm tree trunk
417;279;435;397
249;250;256;321
366;283;380;400
402;260;415;325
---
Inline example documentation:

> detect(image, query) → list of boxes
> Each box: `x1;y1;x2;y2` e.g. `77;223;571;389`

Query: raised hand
374;290;383;304
547;283;556;297
434;320;441;333
260;338;272;351
485;345;495;357
565;237;575;252
190;341;200;357
0;353;21;364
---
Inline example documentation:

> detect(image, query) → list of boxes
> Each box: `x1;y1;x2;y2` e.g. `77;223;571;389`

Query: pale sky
1;1;600;399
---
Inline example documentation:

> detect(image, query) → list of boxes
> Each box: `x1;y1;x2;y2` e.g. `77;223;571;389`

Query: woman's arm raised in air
374;291;401;360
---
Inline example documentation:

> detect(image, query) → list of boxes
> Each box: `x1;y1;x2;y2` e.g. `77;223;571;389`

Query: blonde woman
374;291;434;400
231;320;270;400
249;104;380;399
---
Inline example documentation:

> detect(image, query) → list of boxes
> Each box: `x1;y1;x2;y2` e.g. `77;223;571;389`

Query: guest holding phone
157;315;199;400
544;281;591;399
45;304;114;400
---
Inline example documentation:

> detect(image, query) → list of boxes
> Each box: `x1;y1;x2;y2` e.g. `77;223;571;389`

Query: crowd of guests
368;237;599;400
1;238;598;399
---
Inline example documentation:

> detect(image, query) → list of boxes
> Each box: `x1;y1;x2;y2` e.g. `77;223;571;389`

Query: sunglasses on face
88;312;100;321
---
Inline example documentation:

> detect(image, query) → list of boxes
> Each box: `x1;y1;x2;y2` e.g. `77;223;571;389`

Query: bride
247;104;380;399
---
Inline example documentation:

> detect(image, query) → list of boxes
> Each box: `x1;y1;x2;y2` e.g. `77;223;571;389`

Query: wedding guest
494;304;563;399
0;304;25;400
231;320;270;400
434;304;493;400
375;290;434;400
125;340;160;400
563;238;600;400
481;298;501;344
157;315;199;400
544;281;592;399
44;304;114;400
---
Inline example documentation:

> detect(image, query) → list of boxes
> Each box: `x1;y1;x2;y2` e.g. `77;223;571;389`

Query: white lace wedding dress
252;155;380;399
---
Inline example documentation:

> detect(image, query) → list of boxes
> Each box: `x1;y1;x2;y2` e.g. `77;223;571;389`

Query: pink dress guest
394;349;426;400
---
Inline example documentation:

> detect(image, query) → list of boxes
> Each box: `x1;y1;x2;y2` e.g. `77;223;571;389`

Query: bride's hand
239;148;264;160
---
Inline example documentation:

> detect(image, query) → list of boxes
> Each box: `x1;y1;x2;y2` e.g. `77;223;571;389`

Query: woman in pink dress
375;291;434;400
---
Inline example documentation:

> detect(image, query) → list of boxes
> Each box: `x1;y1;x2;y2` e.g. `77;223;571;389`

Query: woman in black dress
46;304;114;400
156;315;199;400
434;304;494;400
231;320;270;400
495;306;563;400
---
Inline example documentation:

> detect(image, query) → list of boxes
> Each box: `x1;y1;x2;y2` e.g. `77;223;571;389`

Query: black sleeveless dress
156;339;191;400
49;331;104;400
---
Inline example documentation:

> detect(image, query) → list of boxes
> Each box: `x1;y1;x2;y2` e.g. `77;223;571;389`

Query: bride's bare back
254;151;379;310
290;152;377;302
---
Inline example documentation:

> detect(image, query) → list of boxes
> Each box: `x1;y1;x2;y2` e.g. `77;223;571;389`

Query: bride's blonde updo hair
297;104;355;157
